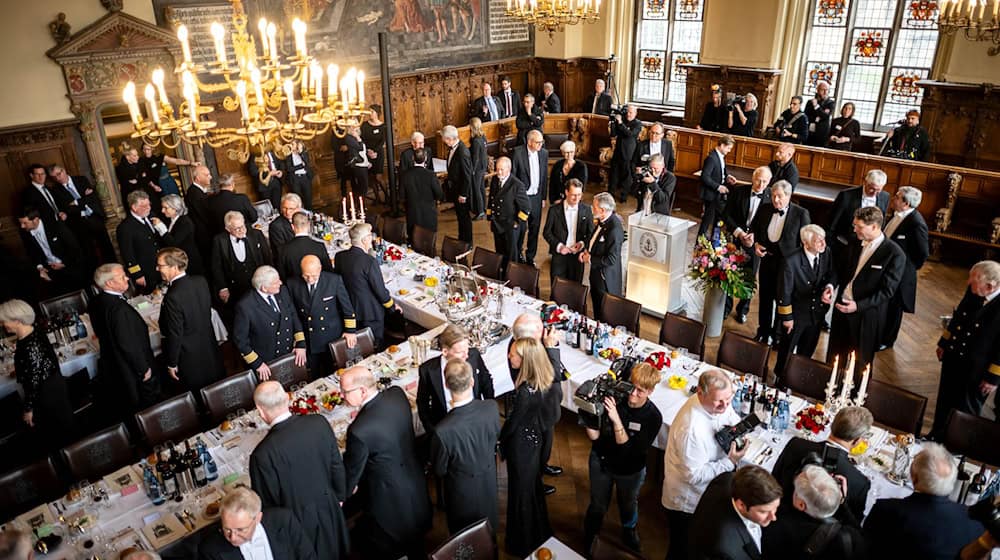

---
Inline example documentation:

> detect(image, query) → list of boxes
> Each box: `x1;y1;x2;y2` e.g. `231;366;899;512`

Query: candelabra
122;0;368;186
822;351;871;416
505;0;602;38
938;0;1000;56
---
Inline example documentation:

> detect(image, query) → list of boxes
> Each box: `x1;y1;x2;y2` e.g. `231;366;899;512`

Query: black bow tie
776;209;786;217
233;237;244;243
752;193;766;200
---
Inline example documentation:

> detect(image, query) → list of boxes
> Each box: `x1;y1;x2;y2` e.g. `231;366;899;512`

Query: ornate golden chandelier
122;0;366;181
505;0;602;37
938;0;1000;56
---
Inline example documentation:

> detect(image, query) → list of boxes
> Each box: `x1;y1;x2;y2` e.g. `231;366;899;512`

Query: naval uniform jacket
287;272;357;355
233;287;305;371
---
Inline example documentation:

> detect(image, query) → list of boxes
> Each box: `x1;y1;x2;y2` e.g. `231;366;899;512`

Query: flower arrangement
644;351;671;371
321;391;342;411
290;395;319;415
597;347;622;361
795;404;828;434
384;246;404;261
687;231;755;299
667;375;688;390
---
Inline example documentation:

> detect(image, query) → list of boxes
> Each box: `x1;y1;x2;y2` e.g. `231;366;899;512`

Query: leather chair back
865;379;927;435
40;289;89;320
267;353;311;390
429;518;496;560
783;354;833;401
0;457;64;522
943;410;1000;467
441;236;471;265
599;293;642;335
200;370;258;424
329;327;377;370
59;423;134;482
551;276;589;315
411;224;437;257
472;247;504;281
506;262;540;298
658;312;707;360
382;216;408;246
717;330;770;380
134;392;201;448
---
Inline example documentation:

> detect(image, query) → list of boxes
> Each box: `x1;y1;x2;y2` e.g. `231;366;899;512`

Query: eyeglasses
221;521;256;538
341;386;363;394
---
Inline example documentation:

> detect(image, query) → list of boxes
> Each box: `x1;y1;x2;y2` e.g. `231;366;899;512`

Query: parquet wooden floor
333;186;974;559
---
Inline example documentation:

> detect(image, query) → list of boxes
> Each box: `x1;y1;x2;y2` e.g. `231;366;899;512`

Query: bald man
184;164;214;262
286;255;357;377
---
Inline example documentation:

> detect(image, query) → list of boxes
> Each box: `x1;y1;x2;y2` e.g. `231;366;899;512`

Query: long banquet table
2;222;985;557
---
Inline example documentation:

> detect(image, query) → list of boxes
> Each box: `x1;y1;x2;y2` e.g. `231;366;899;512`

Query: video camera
970;498;1000;543
574;355;639;430
800;443;840;474
714;413;762;452
725;92;747;111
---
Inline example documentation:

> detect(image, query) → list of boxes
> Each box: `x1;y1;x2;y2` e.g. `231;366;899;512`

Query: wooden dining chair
410;225;437;257
381;216;408;246
506;262;540;298
429;518;496;560
199;370;258;424
39;289;89;320
471;247;504;281
864;379;927;435
717;330;770;380
328;327;377;370
551;277;589;316
60;423;134;482
599;293;642;335
658;312;707;360
781;354;832;401
441;236;472;265
0;456;64;522
134;392;201;449
266;353;311;390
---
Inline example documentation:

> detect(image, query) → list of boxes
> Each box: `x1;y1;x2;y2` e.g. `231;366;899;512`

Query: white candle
144;84;160;124
359;196;365;217
292;18;307;58
300;65;309;98
312;64;323;105
183;82;198;125
267;23;278;65
177;25;192;64
283;78;296;117
210;23;227;67
345;68;357;104
856;364;871;404
356;71;365;104
327;64;338;101
123;82;141;126
349;191;356;220
151;68;169;106
941;0;952;19
236;81;249;121
342;198;348;221
825;355;839;397
251;67;265;110
993;0;999;21
258;18;269;58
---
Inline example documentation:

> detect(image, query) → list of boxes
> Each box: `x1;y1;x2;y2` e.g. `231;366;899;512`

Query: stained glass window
631;0;705;107
799;0;938;130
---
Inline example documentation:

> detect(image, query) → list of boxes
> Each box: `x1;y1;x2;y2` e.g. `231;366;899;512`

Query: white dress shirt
883;207;913;238
649;141;662;157
662;395;740;513
844;233;884;301
562;204;578;249
860;194;878;208
29;221;60;265
440;358;455;412
985;286;1000;304
715;149;727;176
732;500;762;552
767;206;788;243
734;191;766;237
132;212;156;234
239;522;275;560
526;150;540;196
33;183;59;213
231;235;248;262
291;152;307;175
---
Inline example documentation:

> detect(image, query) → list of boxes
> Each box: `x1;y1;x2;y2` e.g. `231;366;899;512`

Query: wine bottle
157;450;178;500
186;441;207;487
951;455;971;503
586;324;596;356
748;381;758;415
196;438;219;482
966;463;989;506
73;312;87;340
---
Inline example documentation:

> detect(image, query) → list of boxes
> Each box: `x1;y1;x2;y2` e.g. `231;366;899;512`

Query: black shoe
543;464;563;476
754;333;771;345
736;313;747;324
877;343;890;351
622;527;641;552
544;484;557;495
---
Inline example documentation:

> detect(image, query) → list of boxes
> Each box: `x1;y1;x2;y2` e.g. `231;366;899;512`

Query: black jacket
543;201;594;256
54;175;105;220
584;92;613;115
416;350;495;430
511;145;549;201
885;210;929;312
20;219;82;271
768;160;801;193
775;109;809;144
515;106;545;144
159;215;204;276
184;184;213;254
700;150;728;203
588;215;625;298
747;203;811;259
762;506;868;560
805;96;837;147
777;248;837;325
268;215;295;256
333;246;393;330
548;159;588;204
208;190;257;236
250;414;349;559
286;272;357;353
88;291;155;410
22;183;70;224
827;187;890;246
636;170;677;215
632;139;676;172
344;386;432;543
939;287;1000;387
209;229;272;298
445;142;473;202
277;235;333;280
497;88;521;119
399;145;436;173
233;287;305;371
771;437;870;523
541;92;561;113
487;175;530;232
471;94;503;122
863;492;985;560
401;166;444;232
197;507;318;560
611;117;642;165
690;471;763;560
159;274;224;390
722;185;772;234
115;214;161;289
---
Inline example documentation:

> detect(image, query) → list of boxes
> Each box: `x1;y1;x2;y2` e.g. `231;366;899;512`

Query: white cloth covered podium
623;211;696;316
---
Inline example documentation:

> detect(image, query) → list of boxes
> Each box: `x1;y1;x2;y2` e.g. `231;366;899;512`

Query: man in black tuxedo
443;125;474;243
156;247;224;394
826;169;890;271
723;166;773;323
634;153;676;214
287;255;357;377
399;131;435;173
827;206;905;374
233;265;307;381
864;443;985;559
699;135;738;238
582;192;624;322
762;465;867;560
511;130;549;265
198;486;318;560
277;212;333;280
775;225;837;378
269;193;301;257
689;466;782;560
486;157;528;272
768;143;800;193
497;75;520;119
184;164;215;263
401;148;444;240
471;82;502;123
417;323;495;432
48;165;114;267
341;367;432;560
540;81;561;114
543;178;593;287
209;211;272;317
742;181;811;345
881;186;929;350
247;151;284;210
115;191;161;294
207;173;257;236
18;206;85;296
515;93;545;146
584;79;613;116
430;359;501;534
250;381;349;559
609;104;642;203
632;122;675;173
333;223;397;347
23;163;68;225
89;263;161;419
771;406;873;523
931;260;1000;439
282;141;315;210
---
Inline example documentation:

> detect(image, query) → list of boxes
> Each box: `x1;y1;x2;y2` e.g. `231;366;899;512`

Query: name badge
323;296;334;301
896;235;906;239
871;265;883;269
628;421;642;432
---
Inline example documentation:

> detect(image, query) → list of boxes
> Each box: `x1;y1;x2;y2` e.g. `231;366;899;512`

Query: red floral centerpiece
384;246;404;261
687;232;755;299
795;404;828;434
290;395;319;415
644;351;671;371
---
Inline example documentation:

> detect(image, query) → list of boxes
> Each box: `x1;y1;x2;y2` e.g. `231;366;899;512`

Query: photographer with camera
698;85;729;133
582;362;663;554
773;96;809;144
864;442;987;559
609;104;642;203
633;153;675;215
728;92;759;137
662;369;745;560
771;406;872;523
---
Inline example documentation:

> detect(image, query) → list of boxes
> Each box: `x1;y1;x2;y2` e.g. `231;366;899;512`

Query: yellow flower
850;440;869;455
667;375;687;390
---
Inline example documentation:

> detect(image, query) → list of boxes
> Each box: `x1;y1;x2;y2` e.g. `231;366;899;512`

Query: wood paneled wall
918;80;1000;172
683;64;783;136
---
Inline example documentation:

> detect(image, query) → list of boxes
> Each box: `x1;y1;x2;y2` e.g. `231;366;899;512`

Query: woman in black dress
0;299;75;451
361;105;387;198
549;140;588;204
469;118;488;218
139;143;198;197
152;194;204;276
501;337;558;556
827;102;861;151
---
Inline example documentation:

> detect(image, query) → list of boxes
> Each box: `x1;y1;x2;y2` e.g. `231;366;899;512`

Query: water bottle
143;464;165;506
778;395;791;431
732;384;744;416
74;312;87;340
196;438;219;482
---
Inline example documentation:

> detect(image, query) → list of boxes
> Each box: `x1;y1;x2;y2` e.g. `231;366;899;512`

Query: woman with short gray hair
0;299;74;449
151;193;203;275
550;139;588;204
